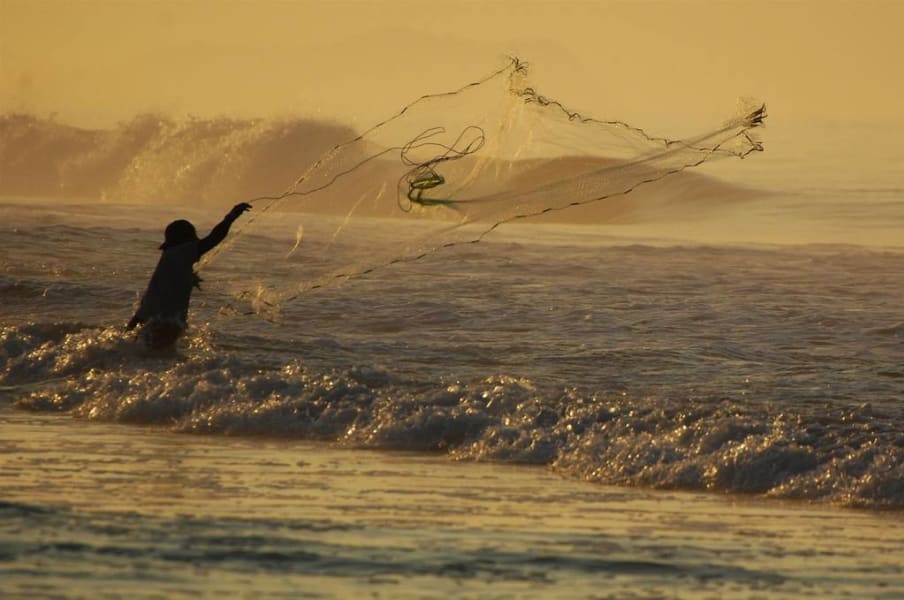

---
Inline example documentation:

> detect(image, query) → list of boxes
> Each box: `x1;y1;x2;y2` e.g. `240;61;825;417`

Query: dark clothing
127;206;247;345
197;220;231;256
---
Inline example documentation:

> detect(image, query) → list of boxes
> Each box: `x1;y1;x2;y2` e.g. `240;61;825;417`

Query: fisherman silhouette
127;202;251;349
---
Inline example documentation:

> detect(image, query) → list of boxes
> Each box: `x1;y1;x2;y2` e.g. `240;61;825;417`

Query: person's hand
229;202;252;220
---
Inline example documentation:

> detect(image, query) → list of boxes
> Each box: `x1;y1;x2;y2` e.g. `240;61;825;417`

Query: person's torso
137;241;200;320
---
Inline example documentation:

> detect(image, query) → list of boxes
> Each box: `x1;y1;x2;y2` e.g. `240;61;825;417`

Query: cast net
201;57;765;316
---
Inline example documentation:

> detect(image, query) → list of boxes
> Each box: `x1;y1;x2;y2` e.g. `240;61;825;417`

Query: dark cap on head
159;219;198;250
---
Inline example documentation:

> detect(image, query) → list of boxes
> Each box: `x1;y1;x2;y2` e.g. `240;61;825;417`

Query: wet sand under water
1;407;902;599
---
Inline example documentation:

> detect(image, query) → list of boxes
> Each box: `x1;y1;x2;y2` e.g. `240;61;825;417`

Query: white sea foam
3;321;901;509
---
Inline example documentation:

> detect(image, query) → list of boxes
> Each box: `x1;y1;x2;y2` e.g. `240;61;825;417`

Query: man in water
127;202;252;349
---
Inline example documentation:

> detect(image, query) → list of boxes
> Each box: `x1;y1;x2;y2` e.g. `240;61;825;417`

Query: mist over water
3;109;901;251
0;113;355;206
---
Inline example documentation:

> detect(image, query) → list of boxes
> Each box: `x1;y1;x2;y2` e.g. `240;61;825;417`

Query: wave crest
0;113;355;204
2;323;900;509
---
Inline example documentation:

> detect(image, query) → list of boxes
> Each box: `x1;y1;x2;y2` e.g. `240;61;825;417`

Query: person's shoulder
161;240;201;261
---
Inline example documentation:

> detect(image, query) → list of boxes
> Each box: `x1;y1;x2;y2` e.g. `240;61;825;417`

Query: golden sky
2;0;903;130
2;0;903;192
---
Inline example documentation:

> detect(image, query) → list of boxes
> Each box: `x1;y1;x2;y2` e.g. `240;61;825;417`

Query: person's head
159;219;198;250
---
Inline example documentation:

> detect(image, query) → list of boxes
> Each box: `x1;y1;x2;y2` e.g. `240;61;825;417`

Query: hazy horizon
4;0;902;196
3;1;903;127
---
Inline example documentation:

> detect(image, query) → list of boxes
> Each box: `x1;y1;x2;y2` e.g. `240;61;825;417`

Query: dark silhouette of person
127;202;251;349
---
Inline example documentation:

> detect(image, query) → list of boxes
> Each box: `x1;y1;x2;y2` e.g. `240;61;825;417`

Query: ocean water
4;408;903;599
2;111;904;596
2;195;903;499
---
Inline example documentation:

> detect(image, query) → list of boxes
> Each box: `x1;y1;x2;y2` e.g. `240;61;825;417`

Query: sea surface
2;103;904;596
4;407;903;599
1;186;903;597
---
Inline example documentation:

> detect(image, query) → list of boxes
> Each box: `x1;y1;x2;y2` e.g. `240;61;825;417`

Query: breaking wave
0;112;356;205
0;111;757;216
2;322;901;510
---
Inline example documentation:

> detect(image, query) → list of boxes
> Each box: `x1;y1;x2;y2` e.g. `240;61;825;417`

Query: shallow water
2;199;903;504
3;408;903;599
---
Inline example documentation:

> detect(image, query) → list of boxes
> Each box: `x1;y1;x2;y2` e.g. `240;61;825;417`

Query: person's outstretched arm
197;203;252;258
